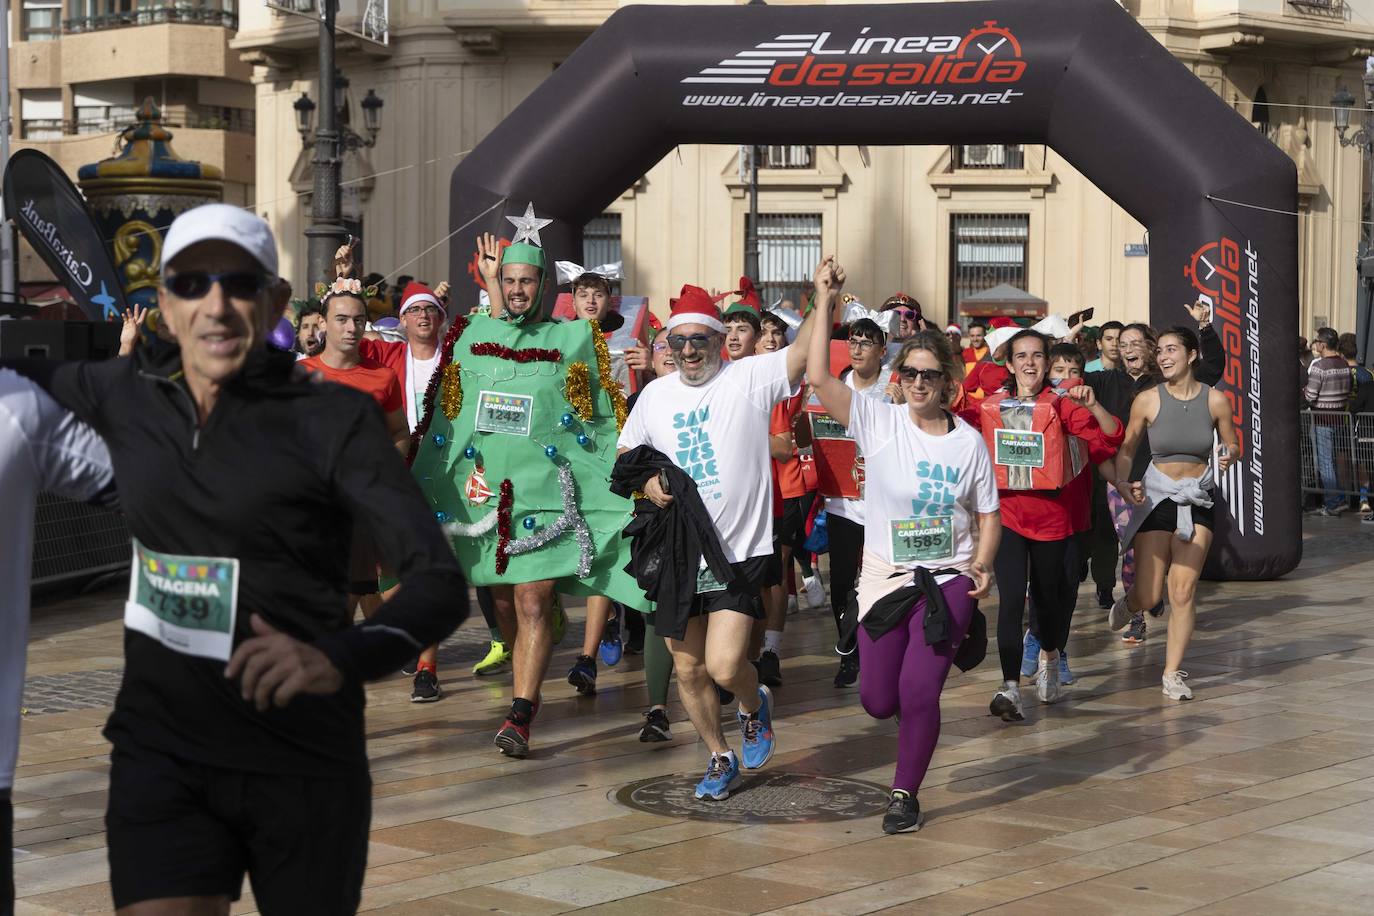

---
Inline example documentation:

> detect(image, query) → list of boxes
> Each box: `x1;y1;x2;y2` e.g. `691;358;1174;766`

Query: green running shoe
472;640;511;677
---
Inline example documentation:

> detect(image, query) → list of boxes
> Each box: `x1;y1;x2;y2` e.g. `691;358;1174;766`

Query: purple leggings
1107;487;1136;591
858;575;977;794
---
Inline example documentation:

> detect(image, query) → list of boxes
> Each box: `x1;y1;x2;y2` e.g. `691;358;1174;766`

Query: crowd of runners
1;202;1240;913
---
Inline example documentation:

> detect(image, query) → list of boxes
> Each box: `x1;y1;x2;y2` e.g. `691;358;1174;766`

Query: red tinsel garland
405;314;469;466
494;479;515;574
469;341;562;362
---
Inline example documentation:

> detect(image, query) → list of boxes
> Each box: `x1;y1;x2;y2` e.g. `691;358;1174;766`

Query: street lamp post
297;0;384;288
1332;72;1374;363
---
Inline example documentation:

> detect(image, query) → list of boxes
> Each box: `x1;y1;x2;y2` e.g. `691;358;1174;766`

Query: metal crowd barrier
1299;410;1374;499
32;493;130;588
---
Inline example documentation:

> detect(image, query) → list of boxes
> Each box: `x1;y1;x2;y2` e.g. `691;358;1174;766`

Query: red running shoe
494;719;530;758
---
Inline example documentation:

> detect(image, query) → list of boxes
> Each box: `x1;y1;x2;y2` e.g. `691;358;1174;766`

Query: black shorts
773;494;811;552
689;556;770;620
106;742;370;911
1137;497;1216;536
348;520;379;595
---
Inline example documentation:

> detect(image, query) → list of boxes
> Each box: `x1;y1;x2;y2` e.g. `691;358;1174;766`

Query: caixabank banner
449;0;1299;580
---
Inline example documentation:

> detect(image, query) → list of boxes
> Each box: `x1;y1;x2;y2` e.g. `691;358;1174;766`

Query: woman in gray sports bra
1110;326;1241;702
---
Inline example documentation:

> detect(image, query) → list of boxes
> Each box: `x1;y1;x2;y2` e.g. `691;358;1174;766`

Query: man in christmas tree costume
408;205;646;758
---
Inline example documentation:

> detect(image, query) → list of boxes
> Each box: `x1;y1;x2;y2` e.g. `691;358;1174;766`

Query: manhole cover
612;771;890;823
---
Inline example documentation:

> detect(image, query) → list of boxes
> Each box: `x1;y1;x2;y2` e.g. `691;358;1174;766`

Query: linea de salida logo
1183;236;1265;536
681;20;1025;107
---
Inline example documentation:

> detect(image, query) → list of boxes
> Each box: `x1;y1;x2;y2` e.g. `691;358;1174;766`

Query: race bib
994;429;1045;468
696;559;729;595
475;390;534;436
124;539;239;661
890;516;954;563
810;412;851;441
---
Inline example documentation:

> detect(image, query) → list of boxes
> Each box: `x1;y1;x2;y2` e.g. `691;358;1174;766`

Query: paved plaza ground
11;514;1374;914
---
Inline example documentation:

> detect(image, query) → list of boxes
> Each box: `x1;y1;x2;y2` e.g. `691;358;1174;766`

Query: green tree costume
407;241;648;610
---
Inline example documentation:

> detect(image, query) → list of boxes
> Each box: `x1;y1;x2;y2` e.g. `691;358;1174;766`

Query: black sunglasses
897;366;945;384
165;270;271;300
667;333;717;351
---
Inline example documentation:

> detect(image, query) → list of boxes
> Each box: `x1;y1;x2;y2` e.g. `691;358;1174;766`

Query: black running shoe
882;790;923;834
410;669;441;703
401;655;420;676
1146;599;1166;618
756;650;783;688
494;719;530;758
834;655;860;688
1096;587;1113;609
638;708;672;742
568;655;597;695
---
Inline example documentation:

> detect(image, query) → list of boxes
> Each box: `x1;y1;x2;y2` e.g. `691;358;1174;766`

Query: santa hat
987;316;1018;330
725;276;762;316
399;281;444;319
667;285;725;333
945;323;962;335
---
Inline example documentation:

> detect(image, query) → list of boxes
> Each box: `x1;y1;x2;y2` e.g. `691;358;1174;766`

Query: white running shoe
1108;596;1132;631
1162;670;1193;701
803;574;826;609
1036;657;1061;704
990;681;1024;721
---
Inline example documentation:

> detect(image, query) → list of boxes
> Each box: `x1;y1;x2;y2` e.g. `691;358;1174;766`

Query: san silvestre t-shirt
846;394;1000;573
618;349;797;563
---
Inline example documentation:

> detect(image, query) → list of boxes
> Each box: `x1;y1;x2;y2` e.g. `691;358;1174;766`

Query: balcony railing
1287;0;1347;19
953;144;1026;170
64;6;237;34
760;145;815;169
28;109;255;138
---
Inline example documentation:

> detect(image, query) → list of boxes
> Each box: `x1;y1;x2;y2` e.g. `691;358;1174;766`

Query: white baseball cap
162;204;279;276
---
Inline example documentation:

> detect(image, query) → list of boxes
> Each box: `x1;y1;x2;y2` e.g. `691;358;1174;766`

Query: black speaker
0;318;66;358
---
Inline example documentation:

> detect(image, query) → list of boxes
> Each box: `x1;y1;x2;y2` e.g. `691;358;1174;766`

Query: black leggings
477;586;497;630
994;529;1075;682
827;513;864;634
1028;533;1085;645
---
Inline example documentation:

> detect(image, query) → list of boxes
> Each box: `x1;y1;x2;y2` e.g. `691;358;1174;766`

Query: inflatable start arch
449;0;1300;581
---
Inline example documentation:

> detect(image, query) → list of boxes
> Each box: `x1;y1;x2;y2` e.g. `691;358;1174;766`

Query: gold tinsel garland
563;362;593;421
588;319;629;432
441;361;463;420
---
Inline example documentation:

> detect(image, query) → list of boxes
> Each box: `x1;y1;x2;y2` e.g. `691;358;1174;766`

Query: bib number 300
994;429;1045;468
124;539;239;662
890;516;954;563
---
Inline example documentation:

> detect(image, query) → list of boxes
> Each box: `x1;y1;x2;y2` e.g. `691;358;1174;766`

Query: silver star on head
505;202;553;247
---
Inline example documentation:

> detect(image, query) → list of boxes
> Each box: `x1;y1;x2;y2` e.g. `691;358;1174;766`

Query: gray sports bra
1150;382;1214;464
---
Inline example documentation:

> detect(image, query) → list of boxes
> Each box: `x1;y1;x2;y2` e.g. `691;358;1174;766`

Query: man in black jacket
2;204;467;915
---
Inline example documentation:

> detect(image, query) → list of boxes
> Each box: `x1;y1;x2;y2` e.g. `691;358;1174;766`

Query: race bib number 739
124;539;239;662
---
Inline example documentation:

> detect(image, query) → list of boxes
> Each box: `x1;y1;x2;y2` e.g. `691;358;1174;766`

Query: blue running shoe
694;753;740;800
739;685;776;770
1020;630;1041;678
599;603;624;667
1058;651;1076;686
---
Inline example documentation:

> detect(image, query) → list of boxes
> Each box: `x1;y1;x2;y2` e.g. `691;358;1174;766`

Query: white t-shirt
618;349;797;563
824;370;891;524
0;371;114;790
848;395;999;573
406;350;440;431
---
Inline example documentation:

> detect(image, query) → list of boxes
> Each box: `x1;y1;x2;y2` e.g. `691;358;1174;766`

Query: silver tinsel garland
444;509;498;539
504;464;594;578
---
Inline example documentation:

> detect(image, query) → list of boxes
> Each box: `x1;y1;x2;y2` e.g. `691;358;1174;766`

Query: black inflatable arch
450;0;1299;581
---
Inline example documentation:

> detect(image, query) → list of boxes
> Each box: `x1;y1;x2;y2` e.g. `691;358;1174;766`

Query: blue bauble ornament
523;516;536;530
464;446;476;459
576;433;590;446
435;510;451;523
544;444;558;458
560;413;575;428
432;434;447;447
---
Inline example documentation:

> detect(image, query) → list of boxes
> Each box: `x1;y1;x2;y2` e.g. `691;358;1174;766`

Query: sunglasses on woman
897;366;945;384
164;271;271;300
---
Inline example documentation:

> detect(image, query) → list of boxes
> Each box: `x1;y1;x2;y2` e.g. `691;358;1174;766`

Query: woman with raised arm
1111;325;1239;701
808;268;1000;835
